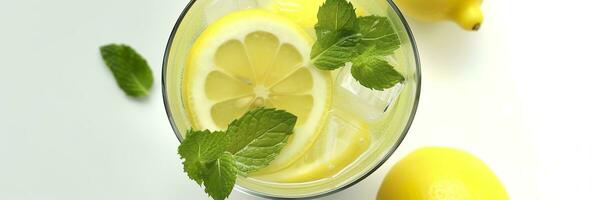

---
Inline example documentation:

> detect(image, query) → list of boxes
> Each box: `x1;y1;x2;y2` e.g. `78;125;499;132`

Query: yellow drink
163;0;420;198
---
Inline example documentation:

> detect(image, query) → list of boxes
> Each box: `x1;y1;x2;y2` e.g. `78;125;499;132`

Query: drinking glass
162;0;421;198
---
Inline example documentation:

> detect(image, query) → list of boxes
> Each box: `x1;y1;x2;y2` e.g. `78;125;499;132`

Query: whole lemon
377;147;508;200
393;0;484;31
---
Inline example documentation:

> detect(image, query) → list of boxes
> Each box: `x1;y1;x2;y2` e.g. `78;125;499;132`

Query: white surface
1;0;594;199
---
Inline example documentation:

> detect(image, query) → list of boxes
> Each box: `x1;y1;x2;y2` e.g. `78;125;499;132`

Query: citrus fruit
183;9;332;172
254;110;369;182
267;0;367;28
394;0;484;31
377;147;508;200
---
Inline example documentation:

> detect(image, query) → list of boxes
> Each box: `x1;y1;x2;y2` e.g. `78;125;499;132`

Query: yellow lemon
394;0;484;31
183;9;332;173
254;110;369;182
267;0;367;28
377;147;508;200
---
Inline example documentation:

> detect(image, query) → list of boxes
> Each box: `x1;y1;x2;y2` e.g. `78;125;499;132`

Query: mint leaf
357;16;401;55
177;109;297;200
315;0;357;33
178;130;230;185
351;48;404;90
227;108;297;173
310;0;405;90
99;44;153;97
203;152;237;200
311;0;360;70
311;32;361;70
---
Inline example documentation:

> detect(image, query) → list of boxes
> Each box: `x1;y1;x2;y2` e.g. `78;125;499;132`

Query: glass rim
161;0;422;199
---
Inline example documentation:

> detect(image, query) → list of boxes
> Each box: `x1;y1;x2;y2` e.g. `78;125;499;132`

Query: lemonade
163;0;420;198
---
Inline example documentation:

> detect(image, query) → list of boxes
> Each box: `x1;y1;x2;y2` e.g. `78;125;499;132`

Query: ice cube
332;65;403;122
307;110;367;166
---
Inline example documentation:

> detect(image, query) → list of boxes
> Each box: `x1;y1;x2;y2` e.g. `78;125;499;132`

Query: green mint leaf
227;108;297;173
99;44;153;97
178;130;230;185
311;32;361;70
203;152;237;200
315;0;357;33
176;108;299;200
310;0;405;90
311;0;360;70
351;48;404;90
357;16;401;55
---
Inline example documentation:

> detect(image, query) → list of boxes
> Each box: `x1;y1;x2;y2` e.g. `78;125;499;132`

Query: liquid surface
183;1;401;184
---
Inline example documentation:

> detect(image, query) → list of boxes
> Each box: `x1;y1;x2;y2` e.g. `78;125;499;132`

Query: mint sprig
178;108;297;200
99;44;153;97
311;0;404;90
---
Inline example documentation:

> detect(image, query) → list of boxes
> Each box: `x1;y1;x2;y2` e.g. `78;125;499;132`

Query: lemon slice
267;0;367;28
266;0;324;28
254;110;370;182
183;9;332;172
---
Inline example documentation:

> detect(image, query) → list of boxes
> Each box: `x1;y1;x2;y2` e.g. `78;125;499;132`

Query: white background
1;0;594;199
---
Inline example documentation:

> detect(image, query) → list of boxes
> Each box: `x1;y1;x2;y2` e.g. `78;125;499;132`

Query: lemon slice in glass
266;0;324;28
253;110;370;182
183;9;331;172
266;0;367;28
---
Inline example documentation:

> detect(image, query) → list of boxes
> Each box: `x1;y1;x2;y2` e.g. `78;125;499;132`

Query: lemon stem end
472;23;481;31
